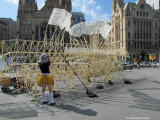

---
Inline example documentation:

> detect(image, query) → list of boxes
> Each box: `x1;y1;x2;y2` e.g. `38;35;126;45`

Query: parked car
140;61;151;68
121;61;133;70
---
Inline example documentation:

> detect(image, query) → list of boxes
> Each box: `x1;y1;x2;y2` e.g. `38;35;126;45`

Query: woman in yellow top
38;53;55;105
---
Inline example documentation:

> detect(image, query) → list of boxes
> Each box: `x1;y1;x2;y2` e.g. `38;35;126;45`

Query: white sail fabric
69;21;112;40
100;24;112;40
48;8;72;32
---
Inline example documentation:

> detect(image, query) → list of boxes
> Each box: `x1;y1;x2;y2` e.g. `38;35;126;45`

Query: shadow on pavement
129;89;160;111
0;102;38;119
55;104;97;116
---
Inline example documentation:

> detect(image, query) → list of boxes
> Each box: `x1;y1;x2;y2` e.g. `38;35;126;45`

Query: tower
45;0;72;12
111;0;124;12
59;0;72;12
17;0;38;40
17;0;38;17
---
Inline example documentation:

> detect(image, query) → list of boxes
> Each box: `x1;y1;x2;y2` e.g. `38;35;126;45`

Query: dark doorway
140;51;146;61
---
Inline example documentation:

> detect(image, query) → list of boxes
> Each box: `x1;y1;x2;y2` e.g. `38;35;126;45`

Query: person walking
38;53;55;105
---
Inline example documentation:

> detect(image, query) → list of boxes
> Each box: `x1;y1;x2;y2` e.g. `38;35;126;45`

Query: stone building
0;18;16;40
17;0;72;41
0;20;7;40
109;0;159;61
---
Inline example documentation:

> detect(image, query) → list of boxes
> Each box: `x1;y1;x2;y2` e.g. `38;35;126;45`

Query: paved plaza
0;68;160;120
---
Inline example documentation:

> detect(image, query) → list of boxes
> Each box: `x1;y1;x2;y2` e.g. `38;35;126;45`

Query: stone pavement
0;68;160;120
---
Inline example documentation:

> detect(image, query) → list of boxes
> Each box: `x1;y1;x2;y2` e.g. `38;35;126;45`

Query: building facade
109;0;159;61
0;18;16;40
0;20;7;40
72;12;85;25
17;0;72;41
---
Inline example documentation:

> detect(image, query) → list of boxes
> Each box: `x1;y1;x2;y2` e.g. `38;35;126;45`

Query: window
128;20;130;27
134;21;136;27
155;23;157;29
155;43;157;49
63;0;65;4
146;43;148;49
137;11;139;16
149;43;151;49
155;33;157;40
134;32;136;39
143;12;145;16
128;32;130;39
146;31;148;39
137;31;139;39
137;21;139;28
137;42;139;49
128;42;130;49
146;12;148;17
141;42;142;49
112;27;114;32
134;42;136;49
140;31;142;39
112;38;114;42
143;31;145;39
140;21;142;28
140;12;142;16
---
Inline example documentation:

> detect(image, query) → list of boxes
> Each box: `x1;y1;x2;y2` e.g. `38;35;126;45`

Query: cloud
5;0;18;4
146;0;159;10
72;0;109;22
96;5;101;10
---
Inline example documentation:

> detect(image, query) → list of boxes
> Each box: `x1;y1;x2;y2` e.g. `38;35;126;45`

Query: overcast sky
0;0;159;22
